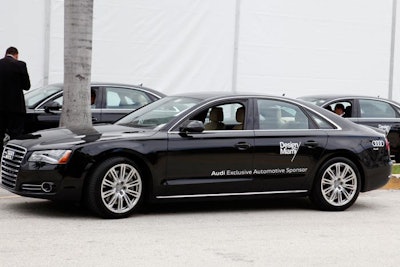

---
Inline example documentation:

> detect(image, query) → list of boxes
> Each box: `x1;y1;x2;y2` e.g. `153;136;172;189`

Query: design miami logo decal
280;141;301;162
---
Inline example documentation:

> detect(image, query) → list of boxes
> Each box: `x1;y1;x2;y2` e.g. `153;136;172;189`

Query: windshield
116;96;201;129
298;96;329;106
25;85;62;108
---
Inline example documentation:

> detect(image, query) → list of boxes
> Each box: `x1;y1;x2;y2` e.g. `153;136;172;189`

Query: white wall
238;0;393;98
1;0;399;100
0;0;48;88
48;0;236;94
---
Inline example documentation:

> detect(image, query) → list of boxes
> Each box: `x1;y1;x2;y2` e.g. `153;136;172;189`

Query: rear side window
359;99;397;118
105;87;152;109
257;99;310;130
308;113;335;129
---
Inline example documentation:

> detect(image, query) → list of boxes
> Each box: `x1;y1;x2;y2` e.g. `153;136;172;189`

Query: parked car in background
24;83;165;133
298;95;400;161
1;92;391;218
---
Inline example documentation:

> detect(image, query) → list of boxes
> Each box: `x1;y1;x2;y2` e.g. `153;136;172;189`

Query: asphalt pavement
1;186;400;266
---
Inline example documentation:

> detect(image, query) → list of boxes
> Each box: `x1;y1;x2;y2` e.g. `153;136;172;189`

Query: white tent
1;0;399;99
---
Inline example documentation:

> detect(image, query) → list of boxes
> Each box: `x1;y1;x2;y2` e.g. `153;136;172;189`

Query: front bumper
1;167;83;202
1;144;84;202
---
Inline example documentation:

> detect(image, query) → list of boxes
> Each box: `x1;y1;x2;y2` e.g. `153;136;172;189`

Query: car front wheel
310;157;360;211
85;157;144;219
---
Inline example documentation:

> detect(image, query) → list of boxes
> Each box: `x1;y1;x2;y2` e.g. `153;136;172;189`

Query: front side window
257;99;310;130
326;101;352;117
201;103;245;131
39;88;100;109
25;85;62;108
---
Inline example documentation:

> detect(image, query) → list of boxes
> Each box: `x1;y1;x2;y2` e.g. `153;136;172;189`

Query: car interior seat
204;107;225;130
344;105;352;117
233;107;245;130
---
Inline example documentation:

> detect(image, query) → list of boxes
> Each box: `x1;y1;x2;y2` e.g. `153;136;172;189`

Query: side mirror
44;101;62;113
179;120;205;136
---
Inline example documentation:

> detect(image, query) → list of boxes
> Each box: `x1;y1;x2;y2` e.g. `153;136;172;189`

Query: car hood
11;124;156;150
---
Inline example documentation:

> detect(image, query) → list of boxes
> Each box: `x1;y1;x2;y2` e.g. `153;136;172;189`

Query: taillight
385;138;390;154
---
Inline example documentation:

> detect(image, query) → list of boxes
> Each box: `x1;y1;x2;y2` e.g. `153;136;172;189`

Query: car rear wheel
85;157;144;219
310;157;360;211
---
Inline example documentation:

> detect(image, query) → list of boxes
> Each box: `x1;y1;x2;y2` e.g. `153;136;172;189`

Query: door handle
235;142;251;150
92;117;98;122
304;140;318;148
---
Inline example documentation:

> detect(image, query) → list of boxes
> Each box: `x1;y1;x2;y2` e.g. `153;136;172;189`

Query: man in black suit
0;47;31;148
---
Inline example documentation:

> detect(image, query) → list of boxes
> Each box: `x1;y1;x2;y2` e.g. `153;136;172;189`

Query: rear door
253;98;329;191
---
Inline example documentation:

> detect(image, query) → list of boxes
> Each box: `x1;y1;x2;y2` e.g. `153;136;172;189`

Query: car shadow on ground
145;197;315;215
6;199;94;219
5;196;316;219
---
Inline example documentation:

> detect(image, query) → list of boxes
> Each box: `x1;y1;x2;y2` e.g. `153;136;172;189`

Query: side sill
156;190;308;199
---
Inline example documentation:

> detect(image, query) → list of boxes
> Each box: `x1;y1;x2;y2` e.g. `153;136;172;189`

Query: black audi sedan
298;95;400;162
1;93;391;218
23;82;165;133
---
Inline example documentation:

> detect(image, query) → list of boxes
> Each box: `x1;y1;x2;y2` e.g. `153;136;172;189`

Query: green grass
392;164;400;174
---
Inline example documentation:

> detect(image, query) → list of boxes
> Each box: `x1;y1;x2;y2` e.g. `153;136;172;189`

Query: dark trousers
0;112;25;147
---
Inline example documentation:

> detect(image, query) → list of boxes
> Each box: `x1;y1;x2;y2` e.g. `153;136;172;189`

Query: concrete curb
381;175;400;190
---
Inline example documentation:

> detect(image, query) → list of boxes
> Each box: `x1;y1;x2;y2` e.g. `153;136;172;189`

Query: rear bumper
362;164;392;192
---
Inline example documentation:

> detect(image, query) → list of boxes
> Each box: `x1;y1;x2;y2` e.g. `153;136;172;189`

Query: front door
164;101;254;197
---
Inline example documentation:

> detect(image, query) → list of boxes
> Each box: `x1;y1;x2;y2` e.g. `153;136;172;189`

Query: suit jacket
0;55;31;113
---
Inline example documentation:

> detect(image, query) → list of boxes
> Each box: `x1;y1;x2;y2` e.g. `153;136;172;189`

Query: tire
85;157;144;219
310;157;360;211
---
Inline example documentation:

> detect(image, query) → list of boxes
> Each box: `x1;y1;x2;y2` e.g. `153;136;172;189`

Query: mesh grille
1;144;27;189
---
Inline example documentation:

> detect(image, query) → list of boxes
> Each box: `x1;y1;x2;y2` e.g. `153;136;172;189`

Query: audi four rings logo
371;140;385;147
4;150;15;160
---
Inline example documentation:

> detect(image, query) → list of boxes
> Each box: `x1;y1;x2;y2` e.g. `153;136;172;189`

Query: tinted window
326;101;352;117
25;85;62;108
105;87;152;109
359;99;397;118
52;95;63;106
39;88;100;109
257;99;309;130
309;113;335;129
201;103;244;131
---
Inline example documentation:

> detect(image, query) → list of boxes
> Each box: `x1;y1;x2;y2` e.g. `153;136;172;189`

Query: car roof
299;94;375;99
299;94;389;101
298;94;400;106
169;91;278;100
43;82;166;97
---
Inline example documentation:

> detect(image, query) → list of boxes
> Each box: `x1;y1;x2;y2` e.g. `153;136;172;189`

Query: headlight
28;150;72;164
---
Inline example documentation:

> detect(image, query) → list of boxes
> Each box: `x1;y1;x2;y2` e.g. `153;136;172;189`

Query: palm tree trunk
60;0;93;129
